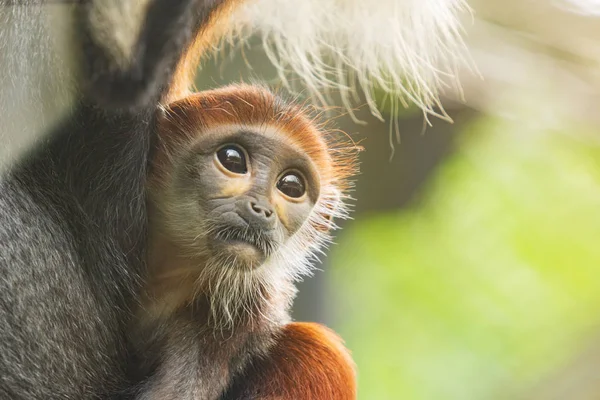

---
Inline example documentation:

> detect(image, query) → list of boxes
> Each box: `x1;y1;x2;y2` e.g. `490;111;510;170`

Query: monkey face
148;87;358;327
165;128;321;270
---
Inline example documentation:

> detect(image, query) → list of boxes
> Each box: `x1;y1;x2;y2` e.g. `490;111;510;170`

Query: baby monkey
134;84;359;400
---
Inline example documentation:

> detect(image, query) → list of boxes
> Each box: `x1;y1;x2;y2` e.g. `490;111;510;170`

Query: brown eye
216;145;248;174
277;172;306;199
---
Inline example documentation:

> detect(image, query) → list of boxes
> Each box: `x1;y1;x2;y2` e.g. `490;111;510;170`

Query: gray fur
0;2;74;172
134;305;278;400
0;177;123;398
0;0;229;398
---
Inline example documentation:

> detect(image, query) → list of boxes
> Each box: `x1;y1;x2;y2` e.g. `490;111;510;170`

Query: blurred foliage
330;114;600;399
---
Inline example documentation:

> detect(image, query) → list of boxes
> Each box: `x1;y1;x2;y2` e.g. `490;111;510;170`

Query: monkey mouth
211;226;276;258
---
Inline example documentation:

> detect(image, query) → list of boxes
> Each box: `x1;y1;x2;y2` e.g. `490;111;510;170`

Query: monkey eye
277;172;306;199
216;145;248;175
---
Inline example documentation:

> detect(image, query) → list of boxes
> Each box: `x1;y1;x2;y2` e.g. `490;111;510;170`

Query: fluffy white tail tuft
226;0;473;121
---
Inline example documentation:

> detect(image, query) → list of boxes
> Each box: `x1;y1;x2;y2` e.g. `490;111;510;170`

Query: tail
165;0;473;121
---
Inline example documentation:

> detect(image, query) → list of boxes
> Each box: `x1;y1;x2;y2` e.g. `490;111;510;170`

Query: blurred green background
332;114;600;400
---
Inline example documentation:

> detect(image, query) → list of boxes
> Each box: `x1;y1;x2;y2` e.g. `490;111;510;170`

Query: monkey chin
210;239;267;271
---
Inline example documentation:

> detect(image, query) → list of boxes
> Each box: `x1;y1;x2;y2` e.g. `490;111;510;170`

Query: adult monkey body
0;1;237;398
0;0;470;398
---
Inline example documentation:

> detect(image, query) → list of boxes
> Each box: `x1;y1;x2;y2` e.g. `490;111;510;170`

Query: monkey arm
78;0;231;110
0;1;236;398
223;322;357;400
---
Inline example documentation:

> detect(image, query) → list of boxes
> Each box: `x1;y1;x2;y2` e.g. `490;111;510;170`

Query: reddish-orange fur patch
225;322;357;399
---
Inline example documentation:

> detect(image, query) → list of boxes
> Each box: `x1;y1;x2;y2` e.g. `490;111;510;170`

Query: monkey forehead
201;123;323;165
162;85;335;180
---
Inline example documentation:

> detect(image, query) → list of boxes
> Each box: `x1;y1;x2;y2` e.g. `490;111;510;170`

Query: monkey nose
240;198;275;229
250;202;273;218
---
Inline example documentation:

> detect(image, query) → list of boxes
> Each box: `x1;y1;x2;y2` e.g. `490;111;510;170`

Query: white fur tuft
88;0;152;69
558;0;600;15
224;0;472;121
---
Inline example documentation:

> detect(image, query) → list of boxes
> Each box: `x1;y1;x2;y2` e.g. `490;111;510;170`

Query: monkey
129;84;359;399
0;0;470;398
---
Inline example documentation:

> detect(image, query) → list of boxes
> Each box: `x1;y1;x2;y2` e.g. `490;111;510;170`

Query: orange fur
226;322;357;399
163;0;241;104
